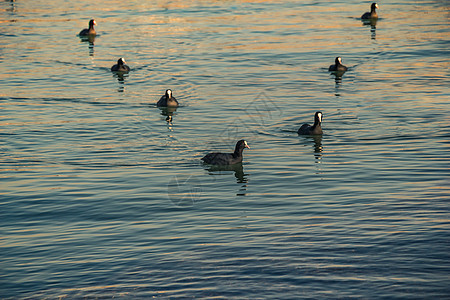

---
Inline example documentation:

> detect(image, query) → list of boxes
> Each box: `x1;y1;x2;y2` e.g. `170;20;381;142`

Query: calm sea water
1;0;449;298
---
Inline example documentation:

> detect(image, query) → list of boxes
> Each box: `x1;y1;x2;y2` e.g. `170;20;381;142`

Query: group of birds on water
78;3;379;166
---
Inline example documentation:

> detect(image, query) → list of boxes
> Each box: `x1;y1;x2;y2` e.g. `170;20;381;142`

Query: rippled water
1;0;449;298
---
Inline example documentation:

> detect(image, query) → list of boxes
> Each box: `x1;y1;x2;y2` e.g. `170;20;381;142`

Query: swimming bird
79;19;97;36
361;3;378;19
201;140;250;165
298;111;323;135
157;89;178;107
328;57;348;72
111;58;130;72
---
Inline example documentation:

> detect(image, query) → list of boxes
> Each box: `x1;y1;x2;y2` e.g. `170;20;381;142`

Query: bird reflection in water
204;163;249;196
159;106;178;131
332;72;344;94
79;35;96;56
301;135;323;176
311;135;323;162
6;0;16;13
362;18;378;40
300;135;323;163
112;72;128;93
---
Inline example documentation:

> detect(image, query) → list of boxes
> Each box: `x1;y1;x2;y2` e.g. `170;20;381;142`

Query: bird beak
375;4;379;8
244;141;250;149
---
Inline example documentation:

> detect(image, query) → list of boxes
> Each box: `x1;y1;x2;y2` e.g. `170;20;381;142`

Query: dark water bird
157;89;178;107
201;140;250;165
298;111;323;135
111;58;130;72
79;19;96;36
328;57;348;72
361;3;378;19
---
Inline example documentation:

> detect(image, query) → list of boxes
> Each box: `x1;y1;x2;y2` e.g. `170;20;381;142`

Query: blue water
1;0;449;298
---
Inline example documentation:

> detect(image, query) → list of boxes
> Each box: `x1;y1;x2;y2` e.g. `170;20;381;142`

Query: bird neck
233;145;244;157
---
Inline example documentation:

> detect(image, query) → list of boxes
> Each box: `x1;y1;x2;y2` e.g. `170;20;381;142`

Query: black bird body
328;57;348;72
157;89;178;107
201;140;250;165
361;3;378;19
111;58;130;72
79;19;96;36
298;111;323;135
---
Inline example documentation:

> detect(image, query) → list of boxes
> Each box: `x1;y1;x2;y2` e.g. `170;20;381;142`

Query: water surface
1;0;449;298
